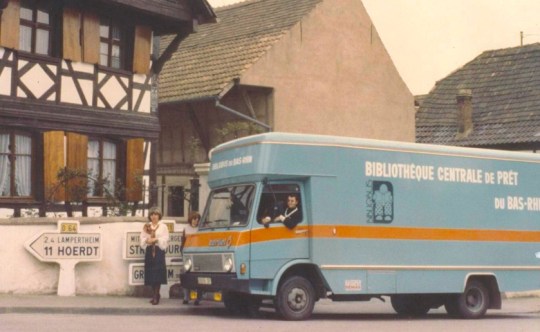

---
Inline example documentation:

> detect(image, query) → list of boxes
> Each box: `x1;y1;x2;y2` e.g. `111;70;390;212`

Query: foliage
215;121;264;144
43;167;142;217
187;135;202;160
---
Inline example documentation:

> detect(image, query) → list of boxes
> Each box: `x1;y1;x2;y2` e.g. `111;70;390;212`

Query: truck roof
211;132;540;163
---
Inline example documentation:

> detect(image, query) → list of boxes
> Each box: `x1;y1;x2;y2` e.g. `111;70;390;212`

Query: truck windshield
201;185;255;229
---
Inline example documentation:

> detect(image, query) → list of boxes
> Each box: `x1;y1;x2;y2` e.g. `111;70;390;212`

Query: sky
206;0;540;95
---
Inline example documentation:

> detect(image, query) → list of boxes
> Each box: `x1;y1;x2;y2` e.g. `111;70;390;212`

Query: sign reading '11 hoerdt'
26;221;101;261
25;220;102;296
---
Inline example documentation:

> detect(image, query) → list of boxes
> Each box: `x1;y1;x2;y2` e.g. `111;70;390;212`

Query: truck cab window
257;184;303;228
202;185;254;228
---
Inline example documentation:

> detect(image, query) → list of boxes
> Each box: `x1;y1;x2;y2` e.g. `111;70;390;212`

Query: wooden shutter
43;131;65;202
82;10;99;64
66;132;88;201
0;0;20;50
125;138;144;202
133;25;152;74
63;7;82;62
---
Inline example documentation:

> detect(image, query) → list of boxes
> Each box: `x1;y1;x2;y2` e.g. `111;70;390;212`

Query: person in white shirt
140;207;169;305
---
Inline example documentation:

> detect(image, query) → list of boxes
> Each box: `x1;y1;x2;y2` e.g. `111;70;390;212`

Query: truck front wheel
275;276;315;321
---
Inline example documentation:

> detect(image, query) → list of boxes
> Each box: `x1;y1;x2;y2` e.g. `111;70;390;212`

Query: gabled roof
416;43;540;147
158;0;322;104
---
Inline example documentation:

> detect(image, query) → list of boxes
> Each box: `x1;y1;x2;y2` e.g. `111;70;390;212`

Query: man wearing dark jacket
262;194;302;229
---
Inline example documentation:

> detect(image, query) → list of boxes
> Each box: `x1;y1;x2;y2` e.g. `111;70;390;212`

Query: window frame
256;183;303;225
19;0;59;56
87;138;119;198
99;16;130;70
201;184;256;229
0;130;34;198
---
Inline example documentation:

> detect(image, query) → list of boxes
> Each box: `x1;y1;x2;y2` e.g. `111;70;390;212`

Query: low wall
0;217;182;296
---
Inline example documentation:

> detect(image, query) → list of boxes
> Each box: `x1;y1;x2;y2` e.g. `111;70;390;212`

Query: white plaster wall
60;61;95;105
18;62;57;100
97;73;129;110
0;66;11;96
61;75;83;104
133;73;151;113
0;48;11;96
0;218;178;296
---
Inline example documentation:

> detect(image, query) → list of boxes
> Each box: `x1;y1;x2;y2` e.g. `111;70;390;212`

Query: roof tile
416;43;540;146
159;0;322;103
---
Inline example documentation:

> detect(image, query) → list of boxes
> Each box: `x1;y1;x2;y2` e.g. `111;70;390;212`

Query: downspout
215;98;272;131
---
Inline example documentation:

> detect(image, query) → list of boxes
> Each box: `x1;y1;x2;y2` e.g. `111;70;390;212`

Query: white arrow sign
25;220;102;296
27;232;101;261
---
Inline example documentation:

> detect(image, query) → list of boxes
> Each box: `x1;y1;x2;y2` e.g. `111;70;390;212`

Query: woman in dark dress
140;208;170;305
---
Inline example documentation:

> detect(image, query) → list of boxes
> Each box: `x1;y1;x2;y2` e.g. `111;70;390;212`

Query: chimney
456;89;473;139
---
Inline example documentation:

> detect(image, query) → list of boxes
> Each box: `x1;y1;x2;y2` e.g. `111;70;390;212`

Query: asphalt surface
0;294;205;315
1;292;539;316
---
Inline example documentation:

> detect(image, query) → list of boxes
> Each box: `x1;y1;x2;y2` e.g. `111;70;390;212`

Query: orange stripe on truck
185;224;540;248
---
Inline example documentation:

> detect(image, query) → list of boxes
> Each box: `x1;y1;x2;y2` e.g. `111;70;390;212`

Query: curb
0;306;183;315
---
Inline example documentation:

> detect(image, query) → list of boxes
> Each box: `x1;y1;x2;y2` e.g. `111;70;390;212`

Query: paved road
1;296;539;332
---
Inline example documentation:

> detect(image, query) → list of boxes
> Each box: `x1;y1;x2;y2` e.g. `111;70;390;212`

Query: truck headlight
184;257;193;272
223;257;233;272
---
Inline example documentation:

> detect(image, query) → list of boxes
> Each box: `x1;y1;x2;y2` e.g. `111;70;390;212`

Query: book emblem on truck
367;181;394;223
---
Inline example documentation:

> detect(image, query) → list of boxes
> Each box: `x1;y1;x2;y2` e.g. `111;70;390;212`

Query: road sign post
25;220;102;296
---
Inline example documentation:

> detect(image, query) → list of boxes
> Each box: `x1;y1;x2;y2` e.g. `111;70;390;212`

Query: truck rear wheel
448;280;490;319
391;295;430;316
275;276;315;321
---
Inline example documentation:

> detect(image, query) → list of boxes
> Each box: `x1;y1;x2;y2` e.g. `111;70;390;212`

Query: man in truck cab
261;194;303;229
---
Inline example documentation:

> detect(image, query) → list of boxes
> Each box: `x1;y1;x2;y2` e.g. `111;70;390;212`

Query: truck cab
181;179;318;319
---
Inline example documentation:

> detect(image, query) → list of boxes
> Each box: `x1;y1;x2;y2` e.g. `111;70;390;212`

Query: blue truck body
181;132;540;320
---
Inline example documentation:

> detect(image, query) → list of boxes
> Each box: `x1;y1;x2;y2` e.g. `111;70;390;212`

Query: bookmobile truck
181;132;540;320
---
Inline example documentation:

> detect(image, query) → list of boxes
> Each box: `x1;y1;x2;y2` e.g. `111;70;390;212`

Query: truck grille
192;253;233;273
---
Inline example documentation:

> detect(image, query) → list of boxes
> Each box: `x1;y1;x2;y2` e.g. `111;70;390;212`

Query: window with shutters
88;139;117;197
0;131;33;197
19;0;59;56
99;17;128;70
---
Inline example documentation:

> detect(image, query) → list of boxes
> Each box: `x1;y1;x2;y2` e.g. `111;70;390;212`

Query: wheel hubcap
466;289;483;311
287;287;307;311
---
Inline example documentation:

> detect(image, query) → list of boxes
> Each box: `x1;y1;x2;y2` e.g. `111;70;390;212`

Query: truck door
250;182;309;279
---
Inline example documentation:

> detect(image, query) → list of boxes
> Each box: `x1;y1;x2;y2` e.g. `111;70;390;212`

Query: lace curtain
87;140;116;196
0;134;31;197
15;135;31;196
87;140;100;196
103;141;116;195
0;134;9;196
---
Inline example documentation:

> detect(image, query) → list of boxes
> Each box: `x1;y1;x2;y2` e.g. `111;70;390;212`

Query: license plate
198;277;212;285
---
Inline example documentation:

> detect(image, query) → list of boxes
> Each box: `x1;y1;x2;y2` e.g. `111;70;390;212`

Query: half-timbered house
0;0;215;217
